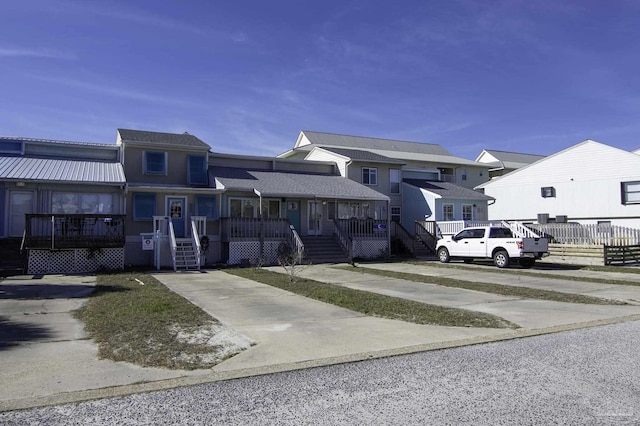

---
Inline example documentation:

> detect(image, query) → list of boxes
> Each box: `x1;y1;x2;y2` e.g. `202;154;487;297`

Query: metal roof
301;131;452;155
118;129;210;149
0;136;115;148
298;131;483;167
319;147;406;164
403;179;493;201
0;156;125;184
211;167;389;201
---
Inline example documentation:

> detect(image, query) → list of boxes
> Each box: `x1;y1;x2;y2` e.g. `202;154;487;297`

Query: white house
475;149;545;178
476;140;640;227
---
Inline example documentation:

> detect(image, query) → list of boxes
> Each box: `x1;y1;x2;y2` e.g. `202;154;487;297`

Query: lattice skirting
28;248;124;274
227;241;283;266
352;239;389;259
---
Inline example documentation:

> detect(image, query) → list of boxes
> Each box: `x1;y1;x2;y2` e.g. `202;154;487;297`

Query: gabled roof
292;131;484;167
211;167;389;201
404;179;493;201
117;129;210;150
314;147;406;164
0;156;125;184
476;139;640;189
476;149;545;170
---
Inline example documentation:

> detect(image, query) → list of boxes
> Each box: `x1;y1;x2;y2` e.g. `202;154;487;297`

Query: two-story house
0;136;126;274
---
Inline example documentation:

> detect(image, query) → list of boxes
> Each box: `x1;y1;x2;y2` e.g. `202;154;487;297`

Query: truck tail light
516;241;524;250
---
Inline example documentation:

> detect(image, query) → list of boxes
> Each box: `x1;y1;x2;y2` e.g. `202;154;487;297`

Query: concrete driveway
2;262;640;411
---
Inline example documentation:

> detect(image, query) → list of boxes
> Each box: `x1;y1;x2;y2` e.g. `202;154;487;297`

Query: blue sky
2;0;640;159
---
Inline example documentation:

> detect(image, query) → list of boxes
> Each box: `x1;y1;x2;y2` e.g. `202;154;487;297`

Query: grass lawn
74;272;247;370
341;265;626;305
227;268;518;329
412;261;640;287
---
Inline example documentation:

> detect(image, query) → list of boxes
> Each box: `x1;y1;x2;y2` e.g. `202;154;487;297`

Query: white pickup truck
435;225;548;268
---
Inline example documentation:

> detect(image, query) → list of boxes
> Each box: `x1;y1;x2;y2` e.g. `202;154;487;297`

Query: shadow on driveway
0;316;52;350
0;284;96;300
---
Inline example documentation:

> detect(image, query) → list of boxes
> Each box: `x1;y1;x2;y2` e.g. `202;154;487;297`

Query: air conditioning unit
537;213;549;224
556;215;568;223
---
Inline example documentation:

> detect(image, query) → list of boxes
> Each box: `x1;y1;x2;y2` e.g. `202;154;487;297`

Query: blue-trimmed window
188;155;208;185
133;193;156;220
195;196;217;219
144;151;167;175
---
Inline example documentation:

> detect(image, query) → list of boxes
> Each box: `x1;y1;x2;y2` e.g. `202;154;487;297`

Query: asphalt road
2;320;639;425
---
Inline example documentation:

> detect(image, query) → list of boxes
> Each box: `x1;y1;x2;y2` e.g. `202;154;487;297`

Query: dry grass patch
74;272;252;370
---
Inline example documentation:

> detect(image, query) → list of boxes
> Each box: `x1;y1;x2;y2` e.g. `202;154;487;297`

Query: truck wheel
437;247;450;263
493;250;509;268
518;258;535;268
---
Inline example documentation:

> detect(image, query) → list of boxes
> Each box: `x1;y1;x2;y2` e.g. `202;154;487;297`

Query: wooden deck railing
220;218;293;241
23;214;126;249
415;220;438;254
334;218;388;239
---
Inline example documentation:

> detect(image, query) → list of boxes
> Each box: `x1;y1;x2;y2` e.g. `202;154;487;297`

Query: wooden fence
604;245;640;265
529;223;640;246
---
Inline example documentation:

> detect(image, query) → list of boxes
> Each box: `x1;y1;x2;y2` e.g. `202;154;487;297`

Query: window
461;169;467;181
188;155;208;185
52;192;114;214
337;202;370;219
261;199;280;219
229;198;280;218
133;193;156;220
621;181;640;204
489;228;513;238
362;167;377;185
443;204;454;221
541;187;556;198
390;169;401;194
462;204;473;221
391;206;401;223
144;151;167;175
196;196;217;219
455;229;484;239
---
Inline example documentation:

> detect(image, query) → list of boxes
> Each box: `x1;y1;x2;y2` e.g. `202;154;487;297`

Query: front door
9;191;34;237
286;200;301;232
167;197;186;238
307;200;322;236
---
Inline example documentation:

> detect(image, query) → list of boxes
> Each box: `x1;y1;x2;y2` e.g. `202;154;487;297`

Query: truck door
451;229;474;256
467;228;487;257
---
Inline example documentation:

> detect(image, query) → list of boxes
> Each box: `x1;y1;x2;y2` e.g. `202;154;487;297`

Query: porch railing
23;214;126;250
287;224;305;263
415;220;438;254
168;221;177;272
436;220;504;235
190;219;202;270
333;219;353;260
391;221;417;255
334;218;388;239
220;218;292;240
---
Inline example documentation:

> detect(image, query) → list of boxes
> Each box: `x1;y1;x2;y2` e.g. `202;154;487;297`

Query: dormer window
144;151;167;175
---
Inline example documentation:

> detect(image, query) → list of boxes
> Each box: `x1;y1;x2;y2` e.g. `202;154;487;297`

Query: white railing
190;219;201;270
501;221;541;238
191;216;207;237
530;223;640;246
287;224;305;263
333;219;353;260
168;221;177;272
437;220;504;235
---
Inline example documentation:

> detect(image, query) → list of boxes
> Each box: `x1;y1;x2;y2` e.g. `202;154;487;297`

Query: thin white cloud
0;47;75;59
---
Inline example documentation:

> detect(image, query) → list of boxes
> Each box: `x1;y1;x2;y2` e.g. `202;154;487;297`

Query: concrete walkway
2;263;640;411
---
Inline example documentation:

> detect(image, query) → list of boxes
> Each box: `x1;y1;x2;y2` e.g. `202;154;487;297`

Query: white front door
307;201;323;236
9;191;34;237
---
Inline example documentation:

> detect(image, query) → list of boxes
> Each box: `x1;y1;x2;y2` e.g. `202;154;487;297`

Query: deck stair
175;239;200;271
300;235;350;264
